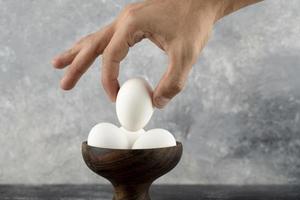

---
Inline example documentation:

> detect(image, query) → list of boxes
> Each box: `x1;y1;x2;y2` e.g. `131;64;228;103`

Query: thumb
153;49;193;109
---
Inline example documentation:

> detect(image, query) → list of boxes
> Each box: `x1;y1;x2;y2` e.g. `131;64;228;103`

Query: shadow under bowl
81;141;182;200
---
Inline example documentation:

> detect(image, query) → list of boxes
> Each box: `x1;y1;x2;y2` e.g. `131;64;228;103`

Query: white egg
87;122;129;149
120;127;145;148
116;78;154;131
132;128;176;149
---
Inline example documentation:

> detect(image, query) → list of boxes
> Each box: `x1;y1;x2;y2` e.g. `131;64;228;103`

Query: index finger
102;24;141;101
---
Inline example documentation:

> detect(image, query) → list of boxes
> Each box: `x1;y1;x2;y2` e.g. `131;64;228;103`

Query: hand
52;0;262;108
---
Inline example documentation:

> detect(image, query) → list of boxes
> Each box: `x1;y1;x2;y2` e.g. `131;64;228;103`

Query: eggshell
87;122;129;149
132;128;176;149
116;78;154;131
120;127;145;148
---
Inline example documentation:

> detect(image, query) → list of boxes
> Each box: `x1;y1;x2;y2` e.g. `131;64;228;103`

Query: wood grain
82;141;182;200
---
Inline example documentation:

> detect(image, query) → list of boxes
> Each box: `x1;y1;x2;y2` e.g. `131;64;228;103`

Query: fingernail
154;96;170;108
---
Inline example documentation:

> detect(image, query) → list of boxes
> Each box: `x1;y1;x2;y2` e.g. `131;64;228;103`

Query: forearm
216;0;263;20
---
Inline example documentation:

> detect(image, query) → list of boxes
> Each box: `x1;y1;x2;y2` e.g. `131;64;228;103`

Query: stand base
112;183;151;200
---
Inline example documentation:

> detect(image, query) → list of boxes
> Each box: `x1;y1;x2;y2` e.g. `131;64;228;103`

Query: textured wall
1;0;300;184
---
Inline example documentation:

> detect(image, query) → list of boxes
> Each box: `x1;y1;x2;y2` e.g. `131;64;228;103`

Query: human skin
52;0;263;108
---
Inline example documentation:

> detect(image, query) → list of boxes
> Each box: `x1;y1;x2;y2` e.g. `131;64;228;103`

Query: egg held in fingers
116;78;154;132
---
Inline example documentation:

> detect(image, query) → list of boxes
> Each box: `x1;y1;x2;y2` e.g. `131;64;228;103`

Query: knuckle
72;41;81;50
124;3;135;11
123;4;141;25
125;13;138;27
77;33;95;46
61;48;74;58
124;3;140;14
76;38;85;45
168;78;185;94
126;8;138;17
173;82;184;93
86;43;99;57
85;36;96;48
67;48;76;55
77;35;89;44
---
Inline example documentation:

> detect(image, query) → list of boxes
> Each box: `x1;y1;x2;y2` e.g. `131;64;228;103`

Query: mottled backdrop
0;0;299;184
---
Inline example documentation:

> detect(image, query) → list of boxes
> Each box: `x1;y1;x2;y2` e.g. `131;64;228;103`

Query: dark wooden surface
1;184;300;200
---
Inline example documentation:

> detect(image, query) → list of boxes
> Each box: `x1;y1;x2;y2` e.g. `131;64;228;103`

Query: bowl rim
82;141;182;151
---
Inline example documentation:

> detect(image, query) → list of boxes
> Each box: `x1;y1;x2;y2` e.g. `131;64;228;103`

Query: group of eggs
87;78;177;149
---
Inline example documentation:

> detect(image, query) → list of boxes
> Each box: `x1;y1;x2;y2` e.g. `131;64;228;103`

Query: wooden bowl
82;141;182;200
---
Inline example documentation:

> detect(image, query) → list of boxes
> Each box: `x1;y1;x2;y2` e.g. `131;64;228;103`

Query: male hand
52;0;261;108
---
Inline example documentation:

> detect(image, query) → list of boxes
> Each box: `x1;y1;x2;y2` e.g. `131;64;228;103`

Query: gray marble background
0;0;299;184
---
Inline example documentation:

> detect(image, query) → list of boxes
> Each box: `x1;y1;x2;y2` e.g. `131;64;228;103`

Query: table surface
1;184;300;200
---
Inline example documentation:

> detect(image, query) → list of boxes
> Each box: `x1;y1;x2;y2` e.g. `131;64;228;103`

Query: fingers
53;26;114;90
102;23;143;101
153;47;196;108
60;47;97;90
52;46;80;69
